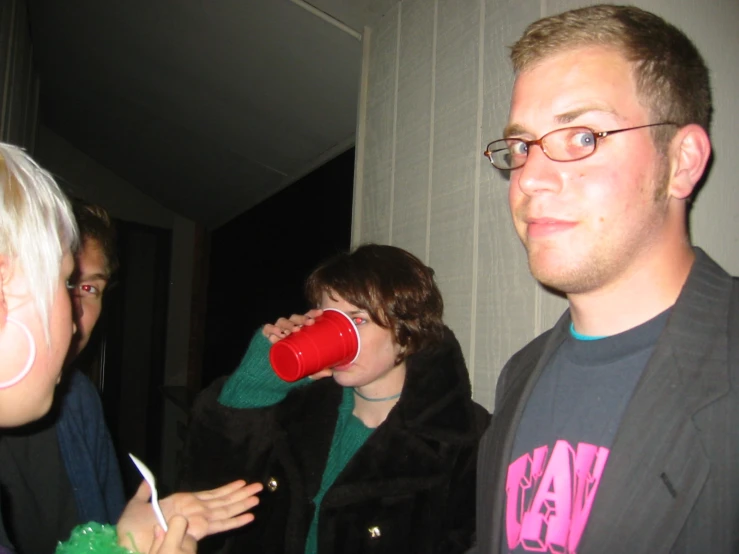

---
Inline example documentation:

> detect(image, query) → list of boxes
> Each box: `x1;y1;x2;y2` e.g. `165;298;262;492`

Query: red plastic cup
269;308;361;382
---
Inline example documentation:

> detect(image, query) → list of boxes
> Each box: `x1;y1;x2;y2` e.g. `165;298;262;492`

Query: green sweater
218;332;373;554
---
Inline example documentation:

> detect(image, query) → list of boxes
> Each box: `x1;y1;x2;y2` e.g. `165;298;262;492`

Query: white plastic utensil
129;453;168;531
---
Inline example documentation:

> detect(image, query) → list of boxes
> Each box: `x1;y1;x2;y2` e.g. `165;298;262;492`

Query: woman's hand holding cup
263;310;333;381
265;308;360;382
263;309;324;343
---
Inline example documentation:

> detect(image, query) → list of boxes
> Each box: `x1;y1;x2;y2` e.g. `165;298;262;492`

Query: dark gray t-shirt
503;309;669;554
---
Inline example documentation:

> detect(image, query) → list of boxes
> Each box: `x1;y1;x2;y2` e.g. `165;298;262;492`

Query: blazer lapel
579;249;733;553
487;317;570;554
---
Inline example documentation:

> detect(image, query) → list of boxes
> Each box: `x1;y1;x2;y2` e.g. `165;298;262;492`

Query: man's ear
668;124;711;200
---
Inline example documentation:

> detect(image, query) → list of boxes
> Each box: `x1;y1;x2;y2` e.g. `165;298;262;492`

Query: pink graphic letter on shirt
505;440;610;553
506;445;549;549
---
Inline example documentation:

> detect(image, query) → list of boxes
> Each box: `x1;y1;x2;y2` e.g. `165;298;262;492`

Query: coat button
267;477;279;492
368;526;381;539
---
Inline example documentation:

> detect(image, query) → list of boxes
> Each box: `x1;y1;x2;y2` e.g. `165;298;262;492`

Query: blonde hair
511;5;712;148
0;143;78;340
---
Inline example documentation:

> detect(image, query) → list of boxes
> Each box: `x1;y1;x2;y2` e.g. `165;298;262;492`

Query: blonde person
0;200;126;554
0;142;261;553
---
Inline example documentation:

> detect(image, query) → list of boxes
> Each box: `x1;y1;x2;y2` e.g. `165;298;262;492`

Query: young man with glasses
473;5;737;554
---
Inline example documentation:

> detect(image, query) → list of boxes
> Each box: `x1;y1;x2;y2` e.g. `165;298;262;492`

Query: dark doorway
202;148;355;386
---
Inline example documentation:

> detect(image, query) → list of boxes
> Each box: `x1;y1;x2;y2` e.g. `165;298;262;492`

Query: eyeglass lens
488;127;598;170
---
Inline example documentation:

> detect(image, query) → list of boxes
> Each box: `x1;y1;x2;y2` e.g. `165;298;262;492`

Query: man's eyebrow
555;105;619;125
503;123;528;138
78;272;109;282
503;106;620;138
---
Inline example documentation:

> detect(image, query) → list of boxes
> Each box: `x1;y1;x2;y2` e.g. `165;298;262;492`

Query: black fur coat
180;328;490;554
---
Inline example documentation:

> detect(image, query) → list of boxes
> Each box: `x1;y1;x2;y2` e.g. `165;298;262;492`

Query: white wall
355;0;739;411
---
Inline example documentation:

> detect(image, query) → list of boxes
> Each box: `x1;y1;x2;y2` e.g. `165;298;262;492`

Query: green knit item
219;330;308;408
304;387;373;554
55;523;133;553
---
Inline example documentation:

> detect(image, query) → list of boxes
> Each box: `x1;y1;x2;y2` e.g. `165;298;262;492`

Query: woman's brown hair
305;244;444;364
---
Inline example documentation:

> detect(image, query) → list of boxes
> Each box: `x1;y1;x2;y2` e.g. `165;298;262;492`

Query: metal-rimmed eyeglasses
483;122;677;170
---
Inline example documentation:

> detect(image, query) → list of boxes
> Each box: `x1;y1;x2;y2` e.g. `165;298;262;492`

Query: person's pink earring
0;317;36;389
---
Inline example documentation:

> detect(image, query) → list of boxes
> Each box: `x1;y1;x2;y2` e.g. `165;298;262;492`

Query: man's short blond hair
511;5;711;148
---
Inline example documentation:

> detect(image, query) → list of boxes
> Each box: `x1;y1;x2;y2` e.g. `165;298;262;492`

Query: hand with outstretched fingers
118;479;262;552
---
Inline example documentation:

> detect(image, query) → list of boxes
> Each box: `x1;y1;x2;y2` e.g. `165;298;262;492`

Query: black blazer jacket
473;248;739;553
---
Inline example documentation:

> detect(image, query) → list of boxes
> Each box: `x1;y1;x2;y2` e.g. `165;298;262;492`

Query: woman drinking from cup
181;244;490;554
